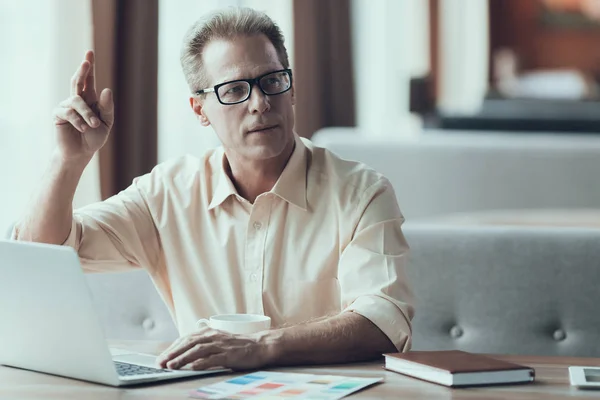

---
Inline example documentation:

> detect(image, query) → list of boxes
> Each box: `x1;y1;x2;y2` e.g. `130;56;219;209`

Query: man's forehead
202;36;282;84
210;63;282;84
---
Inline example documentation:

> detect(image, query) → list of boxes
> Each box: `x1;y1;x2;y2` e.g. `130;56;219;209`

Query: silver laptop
0;240;227;386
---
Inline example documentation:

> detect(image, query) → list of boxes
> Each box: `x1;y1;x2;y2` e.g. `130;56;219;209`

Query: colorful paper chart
189;371;383;399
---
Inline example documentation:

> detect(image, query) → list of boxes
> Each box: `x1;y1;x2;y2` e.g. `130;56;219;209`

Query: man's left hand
156;326;272;371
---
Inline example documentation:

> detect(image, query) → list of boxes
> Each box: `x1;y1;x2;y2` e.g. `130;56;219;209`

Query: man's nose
247;84;270;114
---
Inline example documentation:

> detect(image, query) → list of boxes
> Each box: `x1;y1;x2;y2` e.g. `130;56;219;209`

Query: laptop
0;240;228;386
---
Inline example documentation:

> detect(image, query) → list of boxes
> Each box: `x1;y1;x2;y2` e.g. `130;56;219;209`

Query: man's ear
290;82;296;106
189;97;211;127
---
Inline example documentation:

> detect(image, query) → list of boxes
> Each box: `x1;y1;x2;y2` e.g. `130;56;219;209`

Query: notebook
383;350;535;387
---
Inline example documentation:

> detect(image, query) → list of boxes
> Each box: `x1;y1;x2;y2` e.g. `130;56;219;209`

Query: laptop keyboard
114;361;173;376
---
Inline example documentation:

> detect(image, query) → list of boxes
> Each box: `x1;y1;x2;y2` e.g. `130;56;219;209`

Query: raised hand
53;50;114;162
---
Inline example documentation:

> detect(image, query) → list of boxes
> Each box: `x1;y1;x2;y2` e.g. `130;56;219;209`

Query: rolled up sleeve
338;178;414;352
61;175;161;273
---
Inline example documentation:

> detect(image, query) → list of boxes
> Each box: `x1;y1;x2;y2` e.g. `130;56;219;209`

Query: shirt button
250;273;258;282
253;221;262;230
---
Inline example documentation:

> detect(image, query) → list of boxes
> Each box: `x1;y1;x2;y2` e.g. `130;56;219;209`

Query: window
0;0;100;233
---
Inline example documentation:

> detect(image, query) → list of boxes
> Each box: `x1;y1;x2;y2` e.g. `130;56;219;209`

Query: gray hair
180;7;290;93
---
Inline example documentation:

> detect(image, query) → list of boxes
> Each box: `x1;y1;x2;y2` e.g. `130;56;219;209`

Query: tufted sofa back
84;270;179;341
403;224;600;357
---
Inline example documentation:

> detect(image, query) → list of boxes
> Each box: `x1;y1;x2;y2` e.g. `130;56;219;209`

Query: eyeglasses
195;69;293;105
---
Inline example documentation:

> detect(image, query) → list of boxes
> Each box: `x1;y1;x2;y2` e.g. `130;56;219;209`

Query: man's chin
244;127;282;141
244;146;285;161
238;141;290;161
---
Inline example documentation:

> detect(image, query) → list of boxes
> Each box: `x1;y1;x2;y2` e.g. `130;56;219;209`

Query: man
14;7;413;371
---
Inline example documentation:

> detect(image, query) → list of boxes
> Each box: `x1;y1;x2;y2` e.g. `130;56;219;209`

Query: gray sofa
85;270;179;341
405;224;600;357
311;128;600;220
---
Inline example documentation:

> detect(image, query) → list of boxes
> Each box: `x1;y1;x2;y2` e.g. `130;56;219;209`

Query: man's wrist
53;149;93;173
254;328;285;366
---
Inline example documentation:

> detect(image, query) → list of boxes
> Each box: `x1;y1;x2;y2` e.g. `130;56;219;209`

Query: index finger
83;50;97;103
84;50;96;93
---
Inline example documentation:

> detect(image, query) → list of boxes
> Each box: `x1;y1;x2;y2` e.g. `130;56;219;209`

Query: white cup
195;314;271;335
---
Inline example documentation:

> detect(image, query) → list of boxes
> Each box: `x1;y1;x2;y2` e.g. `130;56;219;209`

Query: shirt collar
208;148;239;210
208;134;308;211
271;134;308;210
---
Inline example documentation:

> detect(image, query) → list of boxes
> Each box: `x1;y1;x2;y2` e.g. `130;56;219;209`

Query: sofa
84;270;179;341
311;127;600;221
405;224;600;357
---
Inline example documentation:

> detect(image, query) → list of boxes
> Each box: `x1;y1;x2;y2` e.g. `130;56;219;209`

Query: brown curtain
293;0;355;138
92;0;159;200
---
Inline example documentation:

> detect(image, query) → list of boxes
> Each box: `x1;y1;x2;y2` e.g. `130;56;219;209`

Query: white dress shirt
35;135;413;350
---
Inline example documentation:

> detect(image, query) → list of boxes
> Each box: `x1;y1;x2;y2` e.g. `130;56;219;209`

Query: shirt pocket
278;279;341;326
